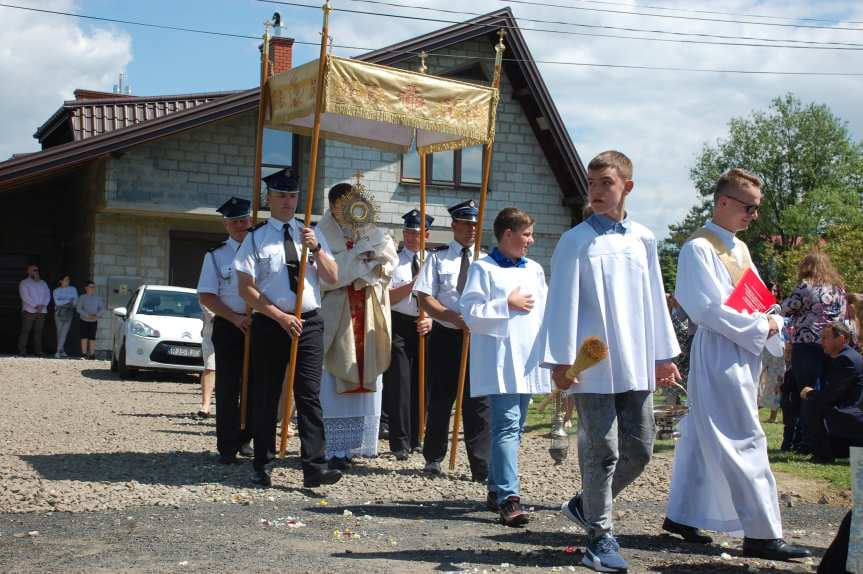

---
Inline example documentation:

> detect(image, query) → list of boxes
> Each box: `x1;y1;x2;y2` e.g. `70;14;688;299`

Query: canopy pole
278;0;332;457
448;30;506;472
240;19;272;431
417;51;429;443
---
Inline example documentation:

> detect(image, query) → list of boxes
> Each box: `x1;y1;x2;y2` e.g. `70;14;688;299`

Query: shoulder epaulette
207;240;228;253
397;246;404;254
249;221;267;232
433;244;448;252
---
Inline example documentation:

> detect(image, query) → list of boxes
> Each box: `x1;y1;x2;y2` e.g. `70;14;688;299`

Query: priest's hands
507;286;535;312
416;316;433;335
655;361;683;387
551;365;578;390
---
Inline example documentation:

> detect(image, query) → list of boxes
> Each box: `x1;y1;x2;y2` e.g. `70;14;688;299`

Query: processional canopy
266;55;499;154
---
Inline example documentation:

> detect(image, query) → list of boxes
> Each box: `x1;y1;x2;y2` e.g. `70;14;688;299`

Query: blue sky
2;0;863;238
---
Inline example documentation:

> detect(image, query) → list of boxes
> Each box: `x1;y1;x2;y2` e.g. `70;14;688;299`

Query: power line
261;0;863;51
495;0;863;31
339;0;863;48
523;0;863;26
2;3;863;78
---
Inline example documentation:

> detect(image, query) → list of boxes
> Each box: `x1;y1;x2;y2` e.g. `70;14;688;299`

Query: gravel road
0;356;850;573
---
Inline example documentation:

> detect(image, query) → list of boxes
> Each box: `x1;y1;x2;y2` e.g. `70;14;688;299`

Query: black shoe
424;460;442;476
392;450;409;461
486;491;499;512
472;471;487;484
251;468;272;487
741;538;812;561
328;457;351;471
238;442;253;457
217;453;240;465
304;469;342;488
662;517;713;544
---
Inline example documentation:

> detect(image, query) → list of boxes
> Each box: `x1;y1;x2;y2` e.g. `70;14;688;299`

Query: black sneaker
499;496;529;527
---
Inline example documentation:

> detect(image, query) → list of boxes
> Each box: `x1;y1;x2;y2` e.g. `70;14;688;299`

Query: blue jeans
488;393;531;504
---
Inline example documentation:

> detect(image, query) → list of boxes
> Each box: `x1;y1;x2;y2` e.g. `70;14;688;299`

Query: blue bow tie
490;247;526;268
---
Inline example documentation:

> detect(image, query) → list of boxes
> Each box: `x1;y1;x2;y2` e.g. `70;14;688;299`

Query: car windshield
137;289;202;319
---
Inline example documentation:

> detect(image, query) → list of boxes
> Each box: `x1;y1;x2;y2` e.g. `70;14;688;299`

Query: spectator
198;305;215;418
53;274;78;358
779;343;801;452
782;250;847;453
800;321;863;464
18;263;50;356
76;280;103;360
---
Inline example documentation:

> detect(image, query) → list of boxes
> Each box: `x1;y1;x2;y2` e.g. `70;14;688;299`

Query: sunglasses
724;194;760;215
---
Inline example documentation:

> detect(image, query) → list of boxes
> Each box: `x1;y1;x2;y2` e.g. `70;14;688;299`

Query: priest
664;168;810;561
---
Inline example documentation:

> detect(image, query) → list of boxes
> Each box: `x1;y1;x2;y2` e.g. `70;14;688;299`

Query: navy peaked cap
402;209;434;230
216;196;251;219
447;199;478;223
262;168;299;192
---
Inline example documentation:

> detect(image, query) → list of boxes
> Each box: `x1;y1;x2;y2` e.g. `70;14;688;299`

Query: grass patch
525;395;851;491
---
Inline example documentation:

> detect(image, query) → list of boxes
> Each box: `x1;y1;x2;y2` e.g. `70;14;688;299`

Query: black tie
284;224;300;293
411;253;420;277
456;246;470;294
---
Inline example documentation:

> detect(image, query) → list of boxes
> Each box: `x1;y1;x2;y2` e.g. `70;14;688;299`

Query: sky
1;0;862;238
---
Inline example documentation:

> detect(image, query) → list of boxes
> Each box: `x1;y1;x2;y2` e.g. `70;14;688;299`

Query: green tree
776;224;863;297
658;240;679;293
669;94;863;284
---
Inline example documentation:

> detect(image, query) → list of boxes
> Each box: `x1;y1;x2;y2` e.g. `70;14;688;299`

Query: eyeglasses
723;194;760;215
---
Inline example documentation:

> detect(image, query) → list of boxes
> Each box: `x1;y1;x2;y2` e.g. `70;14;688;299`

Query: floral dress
782;282;847;344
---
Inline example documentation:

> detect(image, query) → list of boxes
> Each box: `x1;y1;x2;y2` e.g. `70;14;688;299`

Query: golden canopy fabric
267;56;498;153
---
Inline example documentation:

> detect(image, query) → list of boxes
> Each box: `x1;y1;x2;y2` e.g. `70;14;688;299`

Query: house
0;8;587;355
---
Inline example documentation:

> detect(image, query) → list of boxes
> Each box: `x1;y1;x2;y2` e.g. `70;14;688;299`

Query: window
400;141;484;188
261;128;298;179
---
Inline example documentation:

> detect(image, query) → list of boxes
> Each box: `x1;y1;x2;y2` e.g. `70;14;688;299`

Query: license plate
168;346;200;357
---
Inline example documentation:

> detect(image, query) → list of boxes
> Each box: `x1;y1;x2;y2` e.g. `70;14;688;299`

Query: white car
110;285;204;377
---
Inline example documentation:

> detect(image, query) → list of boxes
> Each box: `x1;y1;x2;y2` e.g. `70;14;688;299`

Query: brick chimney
270;36;294;74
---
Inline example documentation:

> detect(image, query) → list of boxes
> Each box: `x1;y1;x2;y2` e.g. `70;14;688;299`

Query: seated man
801;320;863;464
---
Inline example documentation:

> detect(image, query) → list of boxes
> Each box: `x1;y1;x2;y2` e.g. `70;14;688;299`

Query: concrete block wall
105;112;258;211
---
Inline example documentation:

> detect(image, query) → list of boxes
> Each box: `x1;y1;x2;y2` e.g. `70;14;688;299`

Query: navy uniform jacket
815;345;863;445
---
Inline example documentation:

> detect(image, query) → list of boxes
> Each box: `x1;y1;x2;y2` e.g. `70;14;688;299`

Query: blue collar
490;247;526;269
586;213;630;236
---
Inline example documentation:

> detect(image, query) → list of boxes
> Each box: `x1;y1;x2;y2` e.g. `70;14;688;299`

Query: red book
725;268;777;314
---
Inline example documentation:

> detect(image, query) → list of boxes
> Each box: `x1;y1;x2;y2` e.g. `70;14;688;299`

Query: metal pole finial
496;29;506;53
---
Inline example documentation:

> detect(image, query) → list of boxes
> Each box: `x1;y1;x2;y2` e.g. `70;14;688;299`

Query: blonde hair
798;250;845;290
588;150;633;180
714;168;763;199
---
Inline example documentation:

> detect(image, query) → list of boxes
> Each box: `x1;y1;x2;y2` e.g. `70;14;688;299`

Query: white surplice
530;220;679;394
666;221;783;538
460;256;551;397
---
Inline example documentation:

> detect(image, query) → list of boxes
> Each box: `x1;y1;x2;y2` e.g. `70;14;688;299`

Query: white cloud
0;0;131;160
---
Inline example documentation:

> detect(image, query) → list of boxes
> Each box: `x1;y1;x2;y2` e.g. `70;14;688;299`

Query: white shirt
390;247;424;316
234;217;332;314
460;256;551;397
19;277;50;313
413;240;476;329
530;219;679;394
197;236;246;314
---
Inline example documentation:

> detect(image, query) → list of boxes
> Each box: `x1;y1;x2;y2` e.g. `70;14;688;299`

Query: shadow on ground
80;368;197;384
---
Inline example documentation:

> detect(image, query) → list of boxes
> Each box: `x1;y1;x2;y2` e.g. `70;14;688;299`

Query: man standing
383;209;434;460
801;321;863;465
664;168;810;561
197;197;254;465
234;169;342;489
414;199;490;481
18;264;50;356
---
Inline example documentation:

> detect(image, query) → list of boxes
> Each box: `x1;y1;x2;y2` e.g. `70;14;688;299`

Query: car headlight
130;320;160;338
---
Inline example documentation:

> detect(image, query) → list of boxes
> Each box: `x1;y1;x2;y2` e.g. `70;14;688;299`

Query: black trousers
818;510;853;574
211;316;253;456
250;312;327;481
383;311;427;453
422;324;490;476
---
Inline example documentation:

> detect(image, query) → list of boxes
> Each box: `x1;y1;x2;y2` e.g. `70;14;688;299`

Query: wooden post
278;1;332;457
240;20;272;430
417;50;429;442
448;30;506;472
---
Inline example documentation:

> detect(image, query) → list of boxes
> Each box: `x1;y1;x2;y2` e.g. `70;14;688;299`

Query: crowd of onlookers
17;264;104;359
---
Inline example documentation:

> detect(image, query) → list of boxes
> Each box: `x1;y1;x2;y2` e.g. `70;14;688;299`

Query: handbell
548;391;570;464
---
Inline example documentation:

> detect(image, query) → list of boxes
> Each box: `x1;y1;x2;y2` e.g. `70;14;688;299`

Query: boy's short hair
826;320;852;341
714;168;763;199
493;207;534;242
587;150;633;180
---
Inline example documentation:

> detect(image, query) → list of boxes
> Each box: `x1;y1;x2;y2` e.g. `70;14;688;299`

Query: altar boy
531;150;680;573
460;207;551;527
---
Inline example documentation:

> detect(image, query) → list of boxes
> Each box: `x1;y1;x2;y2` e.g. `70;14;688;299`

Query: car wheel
118;343;136;380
